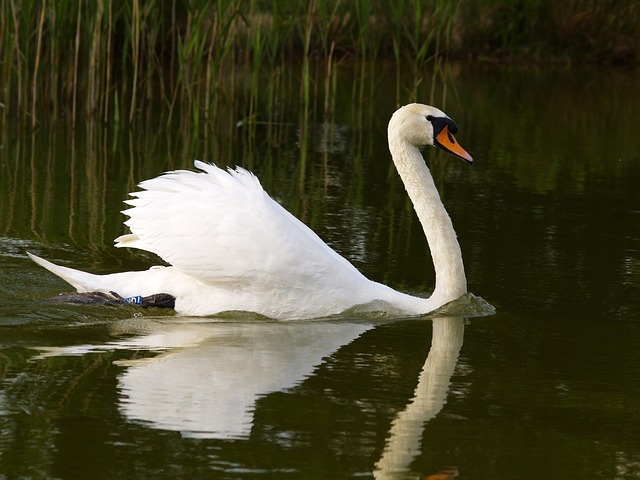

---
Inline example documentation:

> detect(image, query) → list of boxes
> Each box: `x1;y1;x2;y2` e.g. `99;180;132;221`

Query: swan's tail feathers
114;233;144;250
27;252;101;292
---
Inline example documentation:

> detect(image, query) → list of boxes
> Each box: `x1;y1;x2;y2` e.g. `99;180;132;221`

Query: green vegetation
1;0;638;126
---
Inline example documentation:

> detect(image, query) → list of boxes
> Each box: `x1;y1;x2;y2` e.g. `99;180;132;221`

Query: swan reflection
33;311;467;467
374;316;465;479
37;318;372;439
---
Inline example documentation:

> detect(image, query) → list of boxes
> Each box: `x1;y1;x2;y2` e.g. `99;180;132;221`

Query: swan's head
388;103;473;163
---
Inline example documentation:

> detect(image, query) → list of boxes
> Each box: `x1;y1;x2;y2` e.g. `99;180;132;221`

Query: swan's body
30;104;473;319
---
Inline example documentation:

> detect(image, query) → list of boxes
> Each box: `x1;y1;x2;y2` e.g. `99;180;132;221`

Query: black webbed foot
143;293;175;308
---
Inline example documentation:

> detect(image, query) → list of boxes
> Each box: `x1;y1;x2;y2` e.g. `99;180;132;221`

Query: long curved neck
389;139;467;303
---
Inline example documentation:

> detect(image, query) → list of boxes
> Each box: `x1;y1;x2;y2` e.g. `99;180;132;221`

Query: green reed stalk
302;0;315;109
249;20;263;125
30;0;46;128
1;0;637;128
1;0;14;121
203;18;217;121
8;0;24;116
87;0;103;117
323;41;336;120
103;0;113;123
71;0;82;125
128;0;140;122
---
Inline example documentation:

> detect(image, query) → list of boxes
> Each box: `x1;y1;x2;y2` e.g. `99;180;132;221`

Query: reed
0;0;637;127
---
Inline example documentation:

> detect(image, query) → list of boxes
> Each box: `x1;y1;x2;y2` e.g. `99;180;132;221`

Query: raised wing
115;161;365;289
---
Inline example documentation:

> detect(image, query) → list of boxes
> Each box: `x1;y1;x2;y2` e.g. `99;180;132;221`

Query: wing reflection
37;319;372;439
118;321;373;439
374;317;465;479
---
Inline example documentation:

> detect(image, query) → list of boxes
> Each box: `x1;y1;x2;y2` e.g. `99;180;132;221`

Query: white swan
29;103;473;319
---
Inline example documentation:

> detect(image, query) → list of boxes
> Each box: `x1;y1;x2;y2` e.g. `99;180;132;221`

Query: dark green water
1;63;639;479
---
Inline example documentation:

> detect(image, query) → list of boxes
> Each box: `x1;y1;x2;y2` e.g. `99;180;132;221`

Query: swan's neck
389;140;467;303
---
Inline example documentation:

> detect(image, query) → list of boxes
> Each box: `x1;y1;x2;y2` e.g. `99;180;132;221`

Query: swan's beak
435;125;474;164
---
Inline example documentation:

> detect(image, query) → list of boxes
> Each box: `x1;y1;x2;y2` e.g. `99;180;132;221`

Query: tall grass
1;0;638;127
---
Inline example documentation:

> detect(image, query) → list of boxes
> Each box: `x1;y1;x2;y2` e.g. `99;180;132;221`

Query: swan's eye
426;115;434;121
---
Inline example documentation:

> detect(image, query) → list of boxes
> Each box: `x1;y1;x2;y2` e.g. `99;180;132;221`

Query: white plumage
29;103;474;319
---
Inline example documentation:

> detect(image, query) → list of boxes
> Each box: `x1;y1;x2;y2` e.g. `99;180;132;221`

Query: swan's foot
47;291;176;309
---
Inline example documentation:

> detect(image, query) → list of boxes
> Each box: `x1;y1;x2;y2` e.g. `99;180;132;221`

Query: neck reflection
374;316;465;479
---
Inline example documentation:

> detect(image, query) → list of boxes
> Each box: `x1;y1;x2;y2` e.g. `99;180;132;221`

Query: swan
29;103;473;319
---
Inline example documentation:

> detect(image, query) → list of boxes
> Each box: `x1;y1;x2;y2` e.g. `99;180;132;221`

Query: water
1;63;639;479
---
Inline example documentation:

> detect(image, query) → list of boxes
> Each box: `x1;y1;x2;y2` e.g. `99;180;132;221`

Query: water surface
1;63;639;479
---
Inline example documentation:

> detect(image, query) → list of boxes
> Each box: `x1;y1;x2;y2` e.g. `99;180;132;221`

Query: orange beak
435;125;474;164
